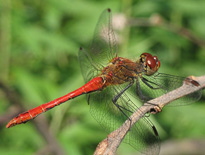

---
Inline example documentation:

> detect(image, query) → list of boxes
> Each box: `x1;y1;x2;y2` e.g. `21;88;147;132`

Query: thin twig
127;15;205;48
94;75;205;155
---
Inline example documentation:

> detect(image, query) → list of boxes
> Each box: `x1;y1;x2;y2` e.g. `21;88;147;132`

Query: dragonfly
7;8;201;155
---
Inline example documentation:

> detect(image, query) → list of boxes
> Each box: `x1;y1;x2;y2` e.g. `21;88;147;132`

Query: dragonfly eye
153;56;160;68
146;56;157;69
140;53;160;76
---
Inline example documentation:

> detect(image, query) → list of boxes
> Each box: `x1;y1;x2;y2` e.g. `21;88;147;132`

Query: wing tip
152;125;159;137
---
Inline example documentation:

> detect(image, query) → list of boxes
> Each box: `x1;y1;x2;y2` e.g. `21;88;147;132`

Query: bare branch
126;15;205;48
94;75;205;155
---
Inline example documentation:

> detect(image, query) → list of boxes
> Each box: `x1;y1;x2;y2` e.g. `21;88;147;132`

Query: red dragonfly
7;8;201;154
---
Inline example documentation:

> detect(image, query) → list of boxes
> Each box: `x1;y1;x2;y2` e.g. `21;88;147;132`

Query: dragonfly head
139;53;160;76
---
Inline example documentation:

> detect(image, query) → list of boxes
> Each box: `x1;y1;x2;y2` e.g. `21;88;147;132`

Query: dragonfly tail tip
6;122;13;128
6;119;17;128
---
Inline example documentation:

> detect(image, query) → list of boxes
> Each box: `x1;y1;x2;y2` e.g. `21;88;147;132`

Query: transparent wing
89;8;118;68
89;83;160;155
138;73;202;106
78;47;100;83
78;8;118;83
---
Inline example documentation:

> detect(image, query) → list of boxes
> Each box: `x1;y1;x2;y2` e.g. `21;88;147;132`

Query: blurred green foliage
0;0;205;154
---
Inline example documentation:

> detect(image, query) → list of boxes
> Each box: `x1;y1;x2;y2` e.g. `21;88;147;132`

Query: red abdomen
6;77;104;128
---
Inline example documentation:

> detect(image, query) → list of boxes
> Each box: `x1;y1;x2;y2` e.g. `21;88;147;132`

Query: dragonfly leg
141;77;164;90
112;80;134;120
136;78;151;102
138;77;164;111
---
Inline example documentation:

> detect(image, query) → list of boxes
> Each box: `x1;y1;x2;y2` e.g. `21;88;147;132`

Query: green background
0;0;205;154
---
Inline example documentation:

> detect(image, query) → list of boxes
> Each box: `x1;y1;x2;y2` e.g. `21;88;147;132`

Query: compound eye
141;53;152;58
140;53;160;76
146;56;156;69
153;56;160;68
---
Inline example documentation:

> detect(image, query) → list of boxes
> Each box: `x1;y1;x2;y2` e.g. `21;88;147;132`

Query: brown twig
127;15;205;48
94;75;205;155
0;81;24;127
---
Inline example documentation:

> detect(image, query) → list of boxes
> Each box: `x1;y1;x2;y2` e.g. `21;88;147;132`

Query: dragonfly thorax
100;57;144;86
